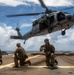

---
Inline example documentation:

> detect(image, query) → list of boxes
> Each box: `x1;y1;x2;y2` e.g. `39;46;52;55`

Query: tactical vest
44;44;55;53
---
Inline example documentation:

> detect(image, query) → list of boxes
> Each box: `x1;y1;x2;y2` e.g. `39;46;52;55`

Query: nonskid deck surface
0;54;74;75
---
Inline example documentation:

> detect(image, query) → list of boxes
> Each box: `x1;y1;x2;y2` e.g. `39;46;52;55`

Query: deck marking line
0;55;41;69
28;66;74;68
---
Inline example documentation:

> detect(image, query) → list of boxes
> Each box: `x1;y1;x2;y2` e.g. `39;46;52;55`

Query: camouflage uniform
0;50;2;64
40;39;55;67
14;43;31;67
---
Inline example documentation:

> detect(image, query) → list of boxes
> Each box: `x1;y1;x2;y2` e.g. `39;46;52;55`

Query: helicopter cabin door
57;12;65;22
39;20;48;31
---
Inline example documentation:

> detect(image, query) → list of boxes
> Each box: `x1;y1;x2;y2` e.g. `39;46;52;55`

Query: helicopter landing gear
61;29;66;35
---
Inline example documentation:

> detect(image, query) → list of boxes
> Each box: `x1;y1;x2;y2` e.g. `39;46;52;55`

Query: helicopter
6;0;74;44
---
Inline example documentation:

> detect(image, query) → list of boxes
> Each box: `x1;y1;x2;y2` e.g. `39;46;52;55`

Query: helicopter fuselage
30;11;74;36
10;11;74;41
8;0;74;44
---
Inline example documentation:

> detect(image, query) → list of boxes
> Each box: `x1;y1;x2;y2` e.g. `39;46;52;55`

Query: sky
0;0;74;51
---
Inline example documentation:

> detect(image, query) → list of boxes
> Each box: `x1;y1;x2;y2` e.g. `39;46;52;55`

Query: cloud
0;23;23;51
0;0;30;7
24;28;74;51
52;29;74;51
24;35;51;51
0;23;74;52
0;0;74;7
0;23;52;51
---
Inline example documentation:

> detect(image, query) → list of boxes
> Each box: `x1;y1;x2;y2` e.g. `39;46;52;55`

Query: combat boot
27;60;31;65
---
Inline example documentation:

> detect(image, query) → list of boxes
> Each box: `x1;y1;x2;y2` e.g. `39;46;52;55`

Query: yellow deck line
28;66;74;68
0;55;40;69
0;55;74;69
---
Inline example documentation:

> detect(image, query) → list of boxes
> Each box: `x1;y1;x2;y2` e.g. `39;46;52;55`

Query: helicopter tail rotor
15;23;20;31
15;23;22;37
10;23;22;39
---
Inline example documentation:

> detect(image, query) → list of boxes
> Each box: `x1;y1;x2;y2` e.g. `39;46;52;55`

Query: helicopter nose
71;14;74;21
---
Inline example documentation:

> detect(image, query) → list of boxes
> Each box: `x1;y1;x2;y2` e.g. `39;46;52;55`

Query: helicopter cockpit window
33;20;38;26
57;12;65;21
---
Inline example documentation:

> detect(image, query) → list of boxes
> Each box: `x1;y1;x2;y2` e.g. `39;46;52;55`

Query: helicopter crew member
14;43;31;68
40;38;56;67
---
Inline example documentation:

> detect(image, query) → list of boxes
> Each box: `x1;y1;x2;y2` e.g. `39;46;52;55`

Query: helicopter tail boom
10;35;23;39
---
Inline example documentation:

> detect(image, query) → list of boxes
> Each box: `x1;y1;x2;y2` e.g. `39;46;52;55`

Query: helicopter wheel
61;29;66;35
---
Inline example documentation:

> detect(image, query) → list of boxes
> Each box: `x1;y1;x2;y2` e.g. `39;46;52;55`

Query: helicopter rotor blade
6;12;44;17
39;0;49;11
6;0;51;18
61;6;74;10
